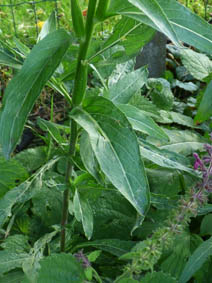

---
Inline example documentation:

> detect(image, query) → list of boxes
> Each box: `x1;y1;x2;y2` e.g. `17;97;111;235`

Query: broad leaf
70;97;150;216
179;237;212;283
0;271;25;283
142;271;177;283
0;156;28;198
107;66;148;104
181;49;212;81
73;190;93;240
0;29;71;159
117;104;169;141
139;139;198;177
0;158;58;227
147;78;174;110
200;214;212;236
36;254;85;283
0;251;31;275
194;80;212;124
108;0;212;54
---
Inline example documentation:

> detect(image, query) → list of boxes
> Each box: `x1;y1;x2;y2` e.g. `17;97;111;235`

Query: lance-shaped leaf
0;29;71;159
73;190;93;240
127;0;180;47
70;97;150;216
117;104;169;141
108;0;212;54
179;237;212;283
139;139;198;177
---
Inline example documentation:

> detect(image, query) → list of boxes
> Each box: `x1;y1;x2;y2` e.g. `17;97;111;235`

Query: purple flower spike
193;153;204;170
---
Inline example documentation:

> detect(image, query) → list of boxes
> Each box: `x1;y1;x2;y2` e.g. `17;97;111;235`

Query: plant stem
60;119;77;252
60;0;98;252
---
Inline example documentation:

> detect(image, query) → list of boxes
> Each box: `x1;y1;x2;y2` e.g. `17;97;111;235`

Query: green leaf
108;0;212;54
179;237;212;283
142;271;177;283
200;214;212;236
181;49;212;81
74;239;135;257
127;0;180;46
172;80;198;92
37;118;66;145
107;66;148;104
117;104;169;141
0;156;28;198
0;271;25;283
139;139;198;177
194;80;212;124
103;17;155;57
147;78;174;110
161;233;191;279
37;11;56;41
36;254;85;283
0;48;22;69
80;131;101;182
14;146;47;172
70;97;150;216
0;251;31;275
0;29;71;159
0;158;59;228
0;234;30;253
73;190;93;240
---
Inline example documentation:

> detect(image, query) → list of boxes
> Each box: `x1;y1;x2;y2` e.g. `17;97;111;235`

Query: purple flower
74;249;91;268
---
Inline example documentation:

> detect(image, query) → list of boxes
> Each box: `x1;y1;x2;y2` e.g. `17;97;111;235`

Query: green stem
72;0;98;106
60;119;77;252
96;0;111;21
60;0;98;251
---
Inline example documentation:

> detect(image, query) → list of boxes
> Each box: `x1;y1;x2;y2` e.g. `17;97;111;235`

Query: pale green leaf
70;97;150;216
139;139;198;177
181;49;212;81
73;190;93;240
37;11;56;42
147;78;174;110
117;104;169;141
108;66;148;104
0;251;31;275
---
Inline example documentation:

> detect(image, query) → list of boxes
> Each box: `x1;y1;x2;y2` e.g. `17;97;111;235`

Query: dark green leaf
200;214;212;236
194;80;212;124
37;11;56;41
142;271;177;283
0;29;71;159
179;237;212;283
36;254;85;283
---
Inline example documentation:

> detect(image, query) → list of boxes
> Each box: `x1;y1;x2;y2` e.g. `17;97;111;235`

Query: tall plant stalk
60;0;98;252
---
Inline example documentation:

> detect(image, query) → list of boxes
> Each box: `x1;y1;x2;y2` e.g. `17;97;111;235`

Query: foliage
0;0;211;282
